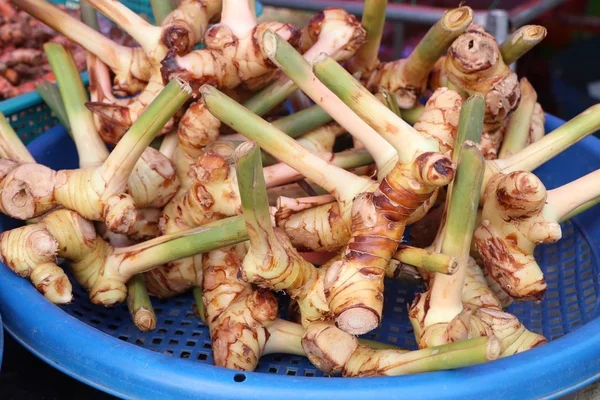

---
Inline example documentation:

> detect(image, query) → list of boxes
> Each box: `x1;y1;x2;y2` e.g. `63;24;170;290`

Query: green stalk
201;85;371;205
424;96;484;327
498;79;537;159
0;112;34;163
426;142;484;326
150;0;173;25
382;337;499;375
243;77;297;117
402;7;473;88
80;0;100;31
381;89;401;117
118;215;248;277
358;338;402;350
400;104;425;125
382;91;425;125
259;30;397;175
45;42;108;167
351;0;388;72
393;245;458;275
560;196;600;223
547;169;600;221
329;148;374;170
494;103;600;174
127;274;156;332
193;287;207;324
100;79;191;193
441;145;484;258
235;141;277;255
500;25;547;65
36;82;71;131
312;54;439;162
452;94;485;162
272;105;333;139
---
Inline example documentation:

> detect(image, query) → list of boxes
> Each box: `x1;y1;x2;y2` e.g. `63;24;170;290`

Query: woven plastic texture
55;218;596;379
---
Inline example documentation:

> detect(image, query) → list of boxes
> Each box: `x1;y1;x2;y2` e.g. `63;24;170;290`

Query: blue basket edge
1;115;600;399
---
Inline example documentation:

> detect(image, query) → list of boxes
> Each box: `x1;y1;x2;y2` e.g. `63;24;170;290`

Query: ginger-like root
324;154;454;335
302;322;500;376
444;25;521;159
129;147;180;209
462;257;503;311
475;308;546;357
275;201;351;253
86;54;171;145
236;142;330;326
473;171;556;300
0;79;190;233
83;0;220;142
147;143;239;298
12;0;152;93
33;208;248;306
349;6;473;109
298;8;366;63
161;14;300;157
413;88;463;154
203;245;305;371
0;224;72;303
203;77;455;336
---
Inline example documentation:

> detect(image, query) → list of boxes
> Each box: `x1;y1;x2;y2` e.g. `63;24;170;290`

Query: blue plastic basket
0;114;600;399
0;311;3;371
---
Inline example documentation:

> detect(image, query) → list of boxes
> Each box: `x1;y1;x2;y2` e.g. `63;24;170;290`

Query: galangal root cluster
1;0;600;380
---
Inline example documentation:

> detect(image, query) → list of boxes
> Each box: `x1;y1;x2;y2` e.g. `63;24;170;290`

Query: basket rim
1;114;600;400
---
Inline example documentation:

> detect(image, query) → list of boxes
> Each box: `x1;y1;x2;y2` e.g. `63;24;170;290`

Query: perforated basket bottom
58;219;598;378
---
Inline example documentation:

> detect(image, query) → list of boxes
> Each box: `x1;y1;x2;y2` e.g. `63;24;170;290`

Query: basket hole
73;310;83;317
305;371;315;377
234;373;246;383
204;342;212;349
175;330;184;335
158;328;167;334
135;338;145;345
291;359;299;365
169;339;179;345
192;331;201;337
118;335;128;341
197;353;207;361
181;321;190;326
108;324;118;330
186;341;195;347
286;370;296;376
268;367;278;373
181;351;191;359
152;338;163;345
165;319;173;325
